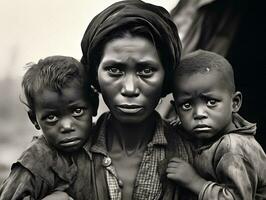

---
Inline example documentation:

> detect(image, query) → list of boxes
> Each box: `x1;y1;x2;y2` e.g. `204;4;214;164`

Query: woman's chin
117;115;146;124
112;112;148;124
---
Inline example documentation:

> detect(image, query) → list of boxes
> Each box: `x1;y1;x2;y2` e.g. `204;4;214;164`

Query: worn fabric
189;114;266;200
171;0;244;57
0;135;95;200
80;0;181;97
91;112;166;200
90;112;194;200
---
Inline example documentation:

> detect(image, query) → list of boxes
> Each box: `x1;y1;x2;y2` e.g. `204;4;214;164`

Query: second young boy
167;50;266;200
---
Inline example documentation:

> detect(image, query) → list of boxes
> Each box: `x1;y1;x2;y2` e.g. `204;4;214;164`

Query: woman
44;0;193;199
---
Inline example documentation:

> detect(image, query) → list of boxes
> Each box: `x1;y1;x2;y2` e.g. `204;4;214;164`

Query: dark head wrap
81;0;182;97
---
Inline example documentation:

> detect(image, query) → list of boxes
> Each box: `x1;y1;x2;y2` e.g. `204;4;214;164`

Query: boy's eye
181;102;192;111
45;115;58;123
207;99;217;107
107;67;123;76
72;108;84;117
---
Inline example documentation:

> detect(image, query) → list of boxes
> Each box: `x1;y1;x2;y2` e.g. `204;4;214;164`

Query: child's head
173;50;242;141
22;56;99;152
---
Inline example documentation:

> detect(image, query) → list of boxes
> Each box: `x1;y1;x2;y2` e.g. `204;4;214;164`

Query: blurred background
1;0;265;184
0;0;178;183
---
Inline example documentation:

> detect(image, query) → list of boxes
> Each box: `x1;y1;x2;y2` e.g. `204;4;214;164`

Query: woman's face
98;36;165;124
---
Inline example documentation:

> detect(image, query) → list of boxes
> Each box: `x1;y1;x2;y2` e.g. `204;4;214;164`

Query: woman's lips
117;104;143;114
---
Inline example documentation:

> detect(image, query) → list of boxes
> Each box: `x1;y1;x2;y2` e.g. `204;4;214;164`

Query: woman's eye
45;115;58;123
107;67;123;75
181;102;192;111
138;68;153;77
72;108;84;117
207;99;217;107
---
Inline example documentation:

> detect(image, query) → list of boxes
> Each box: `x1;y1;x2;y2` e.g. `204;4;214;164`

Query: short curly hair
176;50;236;93
22;55;99;116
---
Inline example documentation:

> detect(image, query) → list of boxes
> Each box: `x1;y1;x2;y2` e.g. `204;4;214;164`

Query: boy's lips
60;137;81;147
193;125;211;132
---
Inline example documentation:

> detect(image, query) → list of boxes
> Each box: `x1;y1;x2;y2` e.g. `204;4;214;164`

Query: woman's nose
121;74;140;97
193;105;207;120
60;117;74;133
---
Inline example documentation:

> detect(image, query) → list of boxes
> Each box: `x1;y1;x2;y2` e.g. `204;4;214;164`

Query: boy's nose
60;117;74;133
193;106;207;120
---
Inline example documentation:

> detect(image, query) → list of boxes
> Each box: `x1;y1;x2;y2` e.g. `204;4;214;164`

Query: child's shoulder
14;135;77;186
216;133;263;159
216;113;260;156
17;135;55;165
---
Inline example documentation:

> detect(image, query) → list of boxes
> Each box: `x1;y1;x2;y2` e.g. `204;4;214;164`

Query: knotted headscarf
81;0;182;97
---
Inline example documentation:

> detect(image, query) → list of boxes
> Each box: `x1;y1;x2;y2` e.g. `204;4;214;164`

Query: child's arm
0;164;50;200
41;191;73;200
167;152;261;200
166;157;208;195
197;152;258;200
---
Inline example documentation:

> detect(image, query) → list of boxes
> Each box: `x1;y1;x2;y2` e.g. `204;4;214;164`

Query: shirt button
102;157;112;167
118;179;124;188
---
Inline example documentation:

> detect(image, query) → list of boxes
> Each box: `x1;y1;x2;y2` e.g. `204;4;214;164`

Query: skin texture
30;82;93;153
167;70;242;195
98;36;165;124
174;70;241;142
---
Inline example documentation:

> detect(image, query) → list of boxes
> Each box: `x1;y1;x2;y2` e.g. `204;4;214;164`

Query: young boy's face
32;82;93;152
173;70;238;141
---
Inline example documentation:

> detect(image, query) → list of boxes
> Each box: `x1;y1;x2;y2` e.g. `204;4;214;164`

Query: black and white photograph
0;0;265;199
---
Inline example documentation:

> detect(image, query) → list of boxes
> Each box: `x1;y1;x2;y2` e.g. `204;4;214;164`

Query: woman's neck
107;113;156;154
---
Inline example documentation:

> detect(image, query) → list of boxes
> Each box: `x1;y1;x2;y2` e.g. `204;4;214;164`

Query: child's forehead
175;70;232;94
36;79;84;92
34;86;88;108
177;69;224;83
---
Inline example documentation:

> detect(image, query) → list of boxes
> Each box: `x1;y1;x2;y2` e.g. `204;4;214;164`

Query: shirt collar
90;112;110;156
147;111;168;147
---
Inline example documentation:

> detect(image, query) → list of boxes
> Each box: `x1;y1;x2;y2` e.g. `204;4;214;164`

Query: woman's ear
27;110;40;130
232;91;242;113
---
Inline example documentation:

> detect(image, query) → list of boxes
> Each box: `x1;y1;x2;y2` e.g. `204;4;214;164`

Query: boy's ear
27;110;40;130
232;91;242;113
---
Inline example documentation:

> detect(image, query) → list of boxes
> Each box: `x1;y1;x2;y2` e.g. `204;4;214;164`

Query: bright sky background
0;0;178;80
